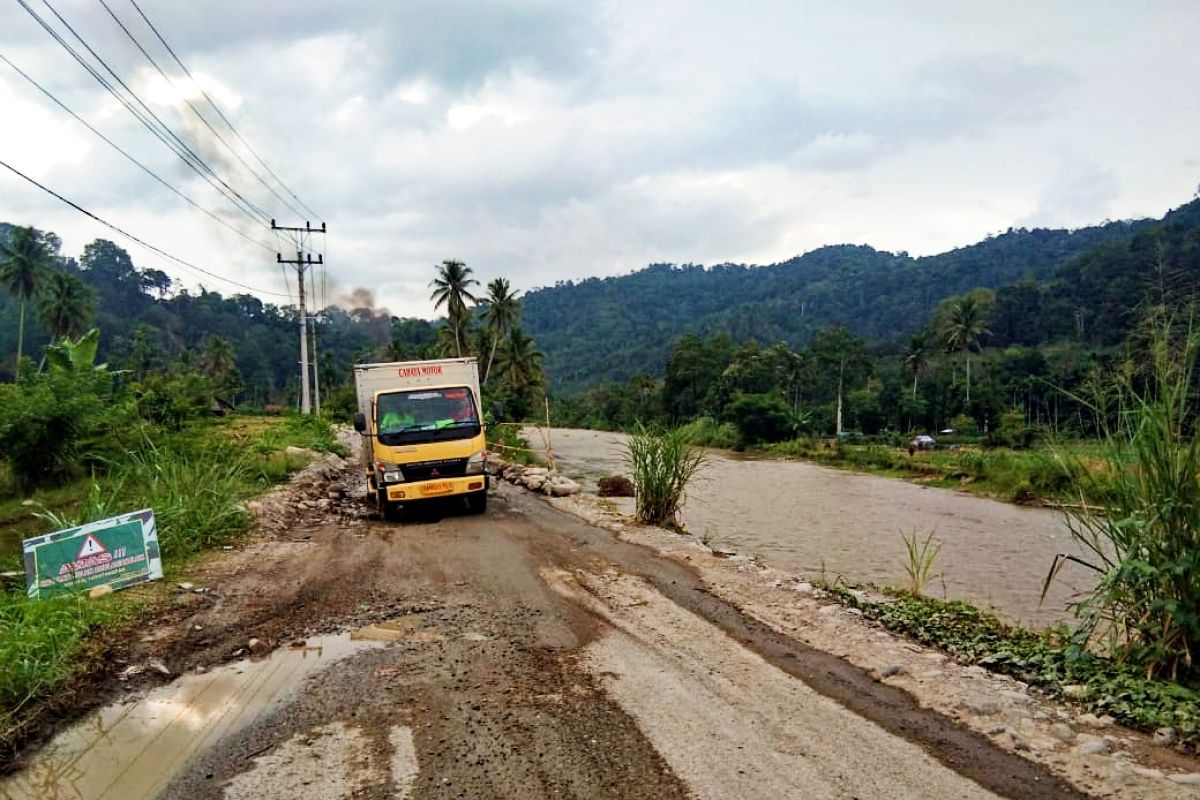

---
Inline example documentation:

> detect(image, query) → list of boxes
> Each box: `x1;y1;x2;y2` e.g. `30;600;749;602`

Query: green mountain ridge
523;212;1175;393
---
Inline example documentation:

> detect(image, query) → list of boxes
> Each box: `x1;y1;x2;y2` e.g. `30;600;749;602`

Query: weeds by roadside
0;414;336;758
825;585;1200;746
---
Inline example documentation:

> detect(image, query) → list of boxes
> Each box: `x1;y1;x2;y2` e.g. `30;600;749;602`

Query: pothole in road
0;634;384;800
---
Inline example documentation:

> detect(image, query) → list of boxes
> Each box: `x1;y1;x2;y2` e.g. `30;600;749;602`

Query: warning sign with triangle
77;534;108;558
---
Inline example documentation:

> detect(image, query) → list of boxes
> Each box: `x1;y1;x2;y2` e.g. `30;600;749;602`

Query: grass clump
625;425;706;527
901;531;940;596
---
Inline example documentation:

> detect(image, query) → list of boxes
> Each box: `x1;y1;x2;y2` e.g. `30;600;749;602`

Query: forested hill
523;215;1160;393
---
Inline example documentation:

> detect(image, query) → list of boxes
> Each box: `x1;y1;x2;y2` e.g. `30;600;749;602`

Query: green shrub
677;416;739;448
724;392;795;445
0;370;128;491
626;425;706;528
1046;319;1200;681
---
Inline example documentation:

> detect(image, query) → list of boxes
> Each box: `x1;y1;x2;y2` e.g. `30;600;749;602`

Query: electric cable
17;0;271;224
0;52;273;254
36;0;271;222
127;0;322;221
95;0;308;220
0;156;289;297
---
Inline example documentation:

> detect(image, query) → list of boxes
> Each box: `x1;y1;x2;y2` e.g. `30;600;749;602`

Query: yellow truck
352;357;489;519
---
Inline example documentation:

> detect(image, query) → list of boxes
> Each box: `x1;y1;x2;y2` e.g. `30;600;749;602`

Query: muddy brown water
0;634;383;800
536;428;1093;629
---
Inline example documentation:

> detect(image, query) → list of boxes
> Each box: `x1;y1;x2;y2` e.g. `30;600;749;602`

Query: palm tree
481;278;521;384
941;295;991;405
495;326;545;395
903;330;931;401
37;270;95;341
429;260;479;357
201;335;237;382
0;226;52;377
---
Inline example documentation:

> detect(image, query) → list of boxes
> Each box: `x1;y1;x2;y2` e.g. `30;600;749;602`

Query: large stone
1168;773;1200;785
1073;739;1109;756
548;477;580;497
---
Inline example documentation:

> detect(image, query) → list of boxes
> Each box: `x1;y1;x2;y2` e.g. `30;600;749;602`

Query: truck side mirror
353;412;367;434
491;401;504;422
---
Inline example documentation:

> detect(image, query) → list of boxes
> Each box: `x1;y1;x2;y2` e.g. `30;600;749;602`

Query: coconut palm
495;326;545;395
37;270;95;341
903;330;932;401
481;278;521;384
429;260;479;357
941;295;991;404
201;335;237;381
0;226;52;377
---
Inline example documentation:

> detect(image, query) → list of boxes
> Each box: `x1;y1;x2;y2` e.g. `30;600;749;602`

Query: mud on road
2;452;1186;799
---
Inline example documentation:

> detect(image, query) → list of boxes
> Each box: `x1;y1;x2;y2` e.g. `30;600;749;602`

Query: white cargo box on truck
353;357;481;427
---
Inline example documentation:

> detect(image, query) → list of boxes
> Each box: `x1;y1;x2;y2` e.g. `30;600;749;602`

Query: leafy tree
37;270;95;341
481;277;521;384
0;226;52;377
809;326;872;436
429;259;479;357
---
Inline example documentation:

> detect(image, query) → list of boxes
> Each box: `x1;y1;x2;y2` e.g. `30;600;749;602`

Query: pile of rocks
247;450;372;533
489;458;580;497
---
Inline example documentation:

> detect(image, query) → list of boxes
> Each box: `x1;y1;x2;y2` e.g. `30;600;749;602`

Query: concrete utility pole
273;220;326;414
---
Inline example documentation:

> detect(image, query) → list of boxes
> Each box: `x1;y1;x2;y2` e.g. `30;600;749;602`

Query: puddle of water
0;634;381;800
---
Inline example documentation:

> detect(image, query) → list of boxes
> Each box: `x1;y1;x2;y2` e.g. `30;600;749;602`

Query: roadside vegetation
0;325;340;757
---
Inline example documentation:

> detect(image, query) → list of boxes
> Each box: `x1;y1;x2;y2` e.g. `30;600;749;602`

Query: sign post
23;509;163;599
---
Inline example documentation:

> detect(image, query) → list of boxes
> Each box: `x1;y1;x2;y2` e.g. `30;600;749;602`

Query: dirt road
0;457;1131;799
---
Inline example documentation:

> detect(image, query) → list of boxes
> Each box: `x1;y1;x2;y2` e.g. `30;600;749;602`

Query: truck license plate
421;481;453;496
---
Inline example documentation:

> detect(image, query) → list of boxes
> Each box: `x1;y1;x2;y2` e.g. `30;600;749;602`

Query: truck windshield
376;387;481;445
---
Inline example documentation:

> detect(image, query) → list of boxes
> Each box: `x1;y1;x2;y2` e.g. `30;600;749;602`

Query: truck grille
402;458;468;482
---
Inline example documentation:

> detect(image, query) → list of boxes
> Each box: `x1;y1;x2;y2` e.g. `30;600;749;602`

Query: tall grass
1045;317;1200;681
625;425;706;528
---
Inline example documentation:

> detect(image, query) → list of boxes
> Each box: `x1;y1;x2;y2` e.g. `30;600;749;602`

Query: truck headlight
465;451;486;475
376;462;403;483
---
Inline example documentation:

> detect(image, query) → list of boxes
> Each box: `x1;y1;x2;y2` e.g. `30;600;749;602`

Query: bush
625;425;706;528
131;372;213;431
986;409;1036;449
677;416;739;448
724;392;794;446
0;370;128;491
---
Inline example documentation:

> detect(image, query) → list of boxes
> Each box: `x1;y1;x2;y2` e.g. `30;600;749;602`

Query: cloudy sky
0;0;1197;317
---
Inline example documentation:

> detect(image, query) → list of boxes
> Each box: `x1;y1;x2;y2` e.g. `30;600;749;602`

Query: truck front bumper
384;475;488;502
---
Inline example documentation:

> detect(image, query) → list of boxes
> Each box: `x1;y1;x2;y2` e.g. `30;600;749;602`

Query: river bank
537;427;1092;629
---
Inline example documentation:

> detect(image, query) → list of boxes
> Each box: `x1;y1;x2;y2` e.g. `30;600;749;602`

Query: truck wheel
378;489;402;522
465;490;488;514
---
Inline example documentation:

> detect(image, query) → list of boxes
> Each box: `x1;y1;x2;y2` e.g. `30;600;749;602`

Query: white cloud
0;0;1197;318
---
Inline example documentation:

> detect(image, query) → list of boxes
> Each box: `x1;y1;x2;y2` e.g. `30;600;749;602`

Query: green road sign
23;509;163;599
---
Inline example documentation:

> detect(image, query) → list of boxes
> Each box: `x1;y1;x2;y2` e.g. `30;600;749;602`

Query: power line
127;0;322;221
0;156;289;298
94;0;308;220
0;51;273;254
36;0;271;223
17;0;272;225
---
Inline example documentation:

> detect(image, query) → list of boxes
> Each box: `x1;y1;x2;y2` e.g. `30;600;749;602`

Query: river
534;428;1093;629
